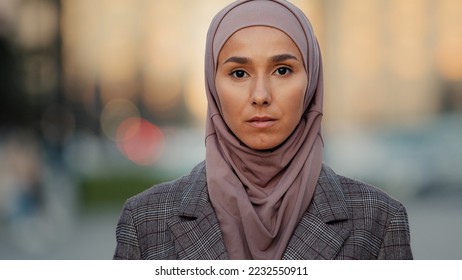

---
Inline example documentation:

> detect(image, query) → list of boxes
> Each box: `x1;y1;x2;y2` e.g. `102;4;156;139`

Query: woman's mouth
246;116;277;128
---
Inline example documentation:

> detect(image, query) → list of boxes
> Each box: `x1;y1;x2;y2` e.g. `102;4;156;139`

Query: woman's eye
275;67;291;76
231;70;247;78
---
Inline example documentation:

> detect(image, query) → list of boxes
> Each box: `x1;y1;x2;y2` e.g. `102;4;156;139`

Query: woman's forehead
211;0;309;65
218;26;303;63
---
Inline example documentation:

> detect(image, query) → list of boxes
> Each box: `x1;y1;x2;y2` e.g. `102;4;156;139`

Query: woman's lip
246;116;277;128
248;116;275;122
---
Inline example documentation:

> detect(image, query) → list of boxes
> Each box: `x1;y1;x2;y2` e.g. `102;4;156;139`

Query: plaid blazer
113;161;413;260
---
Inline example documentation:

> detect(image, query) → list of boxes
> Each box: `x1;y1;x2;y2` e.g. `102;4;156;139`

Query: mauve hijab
205;0;324;259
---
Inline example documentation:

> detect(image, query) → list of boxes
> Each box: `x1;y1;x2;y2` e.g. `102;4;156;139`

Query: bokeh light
116;117;164;166
100;98;140;141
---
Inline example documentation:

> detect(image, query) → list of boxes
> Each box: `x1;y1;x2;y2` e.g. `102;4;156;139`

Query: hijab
204;0;324;259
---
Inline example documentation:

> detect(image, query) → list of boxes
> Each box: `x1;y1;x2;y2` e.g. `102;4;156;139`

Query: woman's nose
251;76;272;106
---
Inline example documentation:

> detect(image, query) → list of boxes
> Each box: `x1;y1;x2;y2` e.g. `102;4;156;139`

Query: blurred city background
0;0;461;259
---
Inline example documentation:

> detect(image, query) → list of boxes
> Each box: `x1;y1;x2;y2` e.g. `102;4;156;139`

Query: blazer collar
168;162;350;260
310;164;350;223
167;162;229;259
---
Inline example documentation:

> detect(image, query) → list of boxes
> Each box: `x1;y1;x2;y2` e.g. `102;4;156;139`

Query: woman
113;0;413;260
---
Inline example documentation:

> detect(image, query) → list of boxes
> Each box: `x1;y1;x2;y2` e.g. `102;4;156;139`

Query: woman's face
215;26;308;150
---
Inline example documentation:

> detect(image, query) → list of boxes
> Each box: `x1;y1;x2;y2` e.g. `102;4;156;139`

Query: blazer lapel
167;162;229;260
283;164;351;260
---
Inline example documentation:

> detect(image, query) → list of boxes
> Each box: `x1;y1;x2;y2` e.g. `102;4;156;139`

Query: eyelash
229;66;293;79
275;67;292;76
230;70;247;78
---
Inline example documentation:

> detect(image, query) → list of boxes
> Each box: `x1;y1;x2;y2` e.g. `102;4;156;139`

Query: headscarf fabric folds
205;0;324;260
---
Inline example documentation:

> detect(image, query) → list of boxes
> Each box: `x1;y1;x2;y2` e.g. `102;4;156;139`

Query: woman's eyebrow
223;56;249;64
222;54;298;65
271;54;298;63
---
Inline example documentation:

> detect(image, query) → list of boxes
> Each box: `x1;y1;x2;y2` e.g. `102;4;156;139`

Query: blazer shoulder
337;173;405;214
114;162;207;260
123;161;206;213
320;167;412;259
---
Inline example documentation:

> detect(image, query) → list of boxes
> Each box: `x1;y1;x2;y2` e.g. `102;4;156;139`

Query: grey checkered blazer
113;161;413;259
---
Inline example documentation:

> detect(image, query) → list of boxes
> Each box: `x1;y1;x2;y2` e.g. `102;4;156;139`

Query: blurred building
61;0;462;129
1;0;461;135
